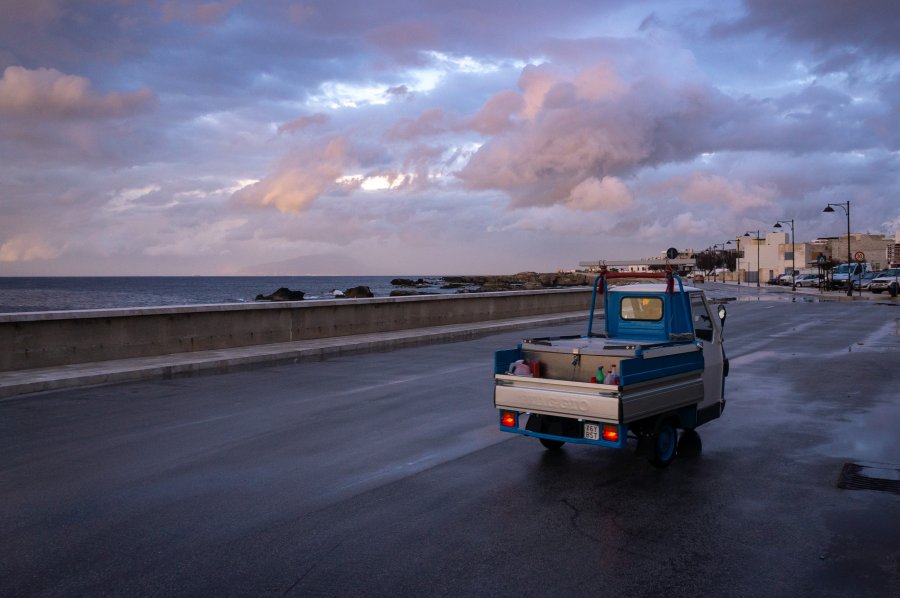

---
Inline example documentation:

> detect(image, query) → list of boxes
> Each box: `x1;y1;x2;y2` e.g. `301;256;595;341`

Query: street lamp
729;238;741;285
744;230;761;287
712;243;724;282
822;201;852;297
773;219;795;290
714;242;732;283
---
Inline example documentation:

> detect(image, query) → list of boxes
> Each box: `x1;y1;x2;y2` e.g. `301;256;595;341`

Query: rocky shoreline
255;272;594;302
436;272;594;292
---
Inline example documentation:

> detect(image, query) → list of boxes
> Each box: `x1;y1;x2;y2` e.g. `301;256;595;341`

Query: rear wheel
539;438;565;451
649;420;677;468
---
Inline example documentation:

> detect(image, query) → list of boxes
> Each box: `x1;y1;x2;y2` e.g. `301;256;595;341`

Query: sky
0;0;898;276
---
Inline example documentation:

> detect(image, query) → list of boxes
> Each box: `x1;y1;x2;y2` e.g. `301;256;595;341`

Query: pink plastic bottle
607;364;619;385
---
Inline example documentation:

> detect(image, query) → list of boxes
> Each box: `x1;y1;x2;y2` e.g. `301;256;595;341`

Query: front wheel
649;420;677;468
539;438;565;451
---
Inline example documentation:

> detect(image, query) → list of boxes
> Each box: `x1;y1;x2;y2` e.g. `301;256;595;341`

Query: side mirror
718;305;727;326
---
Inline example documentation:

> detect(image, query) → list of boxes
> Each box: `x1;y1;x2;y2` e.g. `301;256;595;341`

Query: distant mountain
235;253;369;276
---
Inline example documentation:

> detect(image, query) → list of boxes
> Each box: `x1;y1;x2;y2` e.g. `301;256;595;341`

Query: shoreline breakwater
1;288;594;372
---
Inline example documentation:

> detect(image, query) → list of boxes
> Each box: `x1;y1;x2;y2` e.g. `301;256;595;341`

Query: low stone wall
0;289;593;371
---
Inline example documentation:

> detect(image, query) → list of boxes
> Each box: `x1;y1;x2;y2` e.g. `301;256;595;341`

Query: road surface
2;293;898;596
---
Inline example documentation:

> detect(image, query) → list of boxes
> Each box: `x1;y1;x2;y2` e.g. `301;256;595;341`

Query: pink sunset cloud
0;66;155;119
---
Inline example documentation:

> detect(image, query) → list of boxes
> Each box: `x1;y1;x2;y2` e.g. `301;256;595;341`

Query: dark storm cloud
711;0;900;69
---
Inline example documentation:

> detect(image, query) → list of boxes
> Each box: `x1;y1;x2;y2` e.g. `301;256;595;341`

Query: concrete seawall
0;289;593;372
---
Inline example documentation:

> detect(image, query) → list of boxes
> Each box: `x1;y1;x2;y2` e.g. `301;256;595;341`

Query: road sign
854;251;866;261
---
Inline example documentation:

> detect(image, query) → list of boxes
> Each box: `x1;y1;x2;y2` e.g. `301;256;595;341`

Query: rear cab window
620;296;663;321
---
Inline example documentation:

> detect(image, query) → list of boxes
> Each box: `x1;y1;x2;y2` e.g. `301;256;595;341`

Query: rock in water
343;285;374;298
255;287;305;301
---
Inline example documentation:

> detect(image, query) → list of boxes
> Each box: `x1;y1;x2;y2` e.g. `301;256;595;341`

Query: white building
578;249;695;274
735;232;785;283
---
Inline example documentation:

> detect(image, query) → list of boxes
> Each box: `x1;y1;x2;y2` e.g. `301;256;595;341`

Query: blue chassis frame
498;410;629;449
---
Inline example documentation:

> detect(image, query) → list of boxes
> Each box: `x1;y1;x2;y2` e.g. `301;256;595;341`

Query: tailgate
494;374;621;422
494;371;705;424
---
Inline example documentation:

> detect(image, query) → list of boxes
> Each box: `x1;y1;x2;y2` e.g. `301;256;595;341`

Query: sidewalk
0;311;590;400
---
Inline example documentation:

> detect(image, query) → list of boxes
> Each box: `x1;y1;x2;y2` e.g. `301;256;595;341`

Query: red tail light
501;411;517;427
602;424;619;442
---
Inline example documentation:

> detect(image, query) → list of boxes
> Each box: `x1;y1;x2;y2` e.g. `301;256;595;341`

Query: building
888;231;900;267
578;249;695;274
807;233;894;270
735;232;784;283
734;232;895;282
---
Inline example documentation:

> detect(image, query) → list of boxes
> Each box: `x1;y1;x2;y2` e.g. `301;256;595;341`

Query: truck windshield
620;296;663;321
834;264;850;274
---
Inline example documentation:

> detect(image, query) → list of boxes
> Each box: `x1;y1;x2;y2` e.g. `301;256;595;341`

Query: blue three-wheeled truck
494;271;728;467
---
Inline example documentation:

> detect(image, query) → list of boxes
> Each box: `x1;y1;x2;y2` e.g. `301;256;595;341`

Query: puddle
733;295;821;303
811;396;900;463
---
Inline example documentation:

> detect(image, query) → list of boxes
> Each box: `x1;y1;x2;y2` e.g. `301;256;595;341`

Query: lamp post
773;219;795;290
712;243;723;282
730;238;741;285
822;201;852;297
715;242;731;283
744;230;761;287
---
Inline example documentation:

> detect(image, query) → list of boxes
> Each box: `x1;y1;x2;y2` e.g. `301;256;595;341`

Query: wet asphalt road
2;288;899;597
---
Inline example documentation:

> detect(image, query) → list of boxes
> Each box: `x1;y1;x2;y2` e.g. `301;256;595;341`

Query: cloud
710;0;900;68
566;176;634;211
233;136;360;212
0;235;61;262
2;0;63;25
385;85;413;101
161;0;240;25
0;2;897;276
144;218;248;257
385;108;452;140
277;113;330;135
456;62;690;207
656;172;776;211
467;90;522;135
0;66;156;120
365;20;440;64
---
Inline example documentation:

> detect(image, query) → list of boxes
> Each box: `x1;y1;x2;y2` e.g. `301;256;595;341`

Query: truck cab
494;272;727;467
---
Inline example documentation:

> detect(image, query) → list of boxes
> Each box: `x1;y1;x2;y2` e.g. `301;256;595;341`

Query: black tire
677;429;703;458
539;438;565;451
648;420;678;468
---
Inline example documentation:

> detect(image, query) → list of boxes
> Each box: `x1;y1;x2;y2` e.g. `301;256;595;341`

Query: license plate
584;423;599;440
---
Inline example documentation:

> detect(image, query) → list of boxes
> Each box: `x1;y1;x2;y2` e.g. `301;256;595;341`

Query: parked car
870;268;900;293
852;271;879;291
794;274;820;288
778;271;799;286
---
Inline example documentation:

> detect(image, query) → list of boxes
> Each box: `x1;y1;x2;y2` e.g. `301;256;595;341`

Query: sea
0;276;460;314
